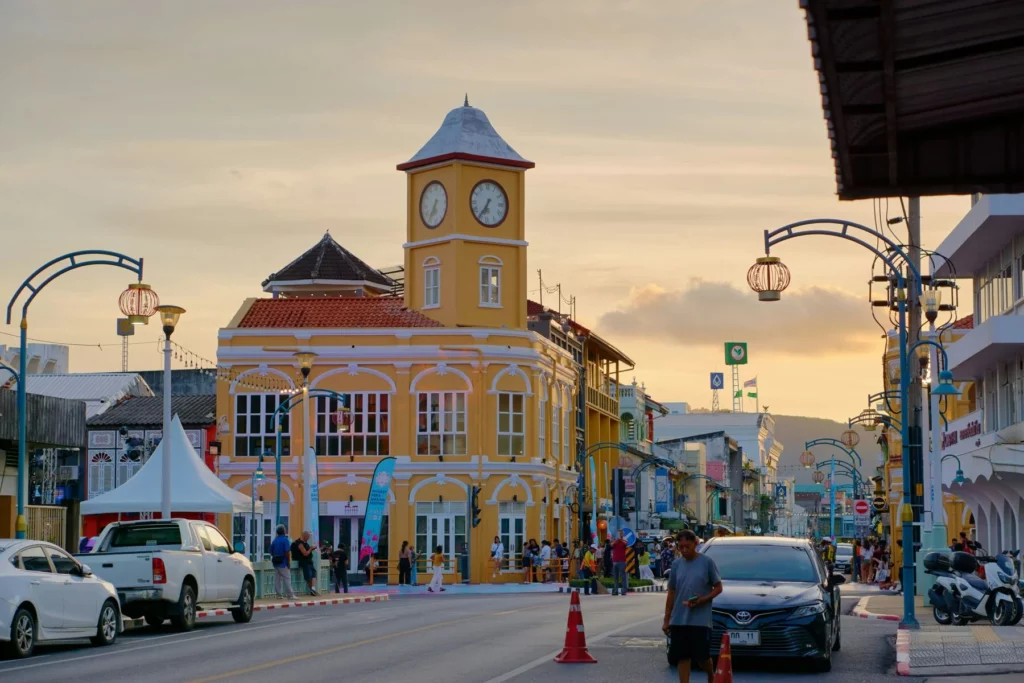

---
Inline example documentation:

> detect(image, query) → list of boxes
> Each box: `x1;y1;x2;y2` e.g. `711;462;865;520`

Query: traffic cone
554;589;597;663
714;632;733;683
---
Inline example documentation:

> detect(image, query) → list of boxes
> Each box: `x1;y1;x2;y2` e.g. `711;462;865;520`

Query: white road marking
482;614;663;683
0;615;333;674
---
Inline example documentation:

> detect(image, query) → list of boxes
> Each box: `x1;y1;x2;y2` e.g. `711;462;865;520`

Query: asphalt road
0;592;899;683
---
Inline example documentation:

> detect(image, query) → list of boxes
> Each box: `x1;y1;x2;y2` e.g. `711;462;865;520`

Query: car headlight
790;602;827;618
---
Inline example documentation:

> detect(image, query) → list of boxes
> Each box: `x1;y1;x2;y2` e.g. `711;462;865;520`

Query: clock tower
398;99;534;330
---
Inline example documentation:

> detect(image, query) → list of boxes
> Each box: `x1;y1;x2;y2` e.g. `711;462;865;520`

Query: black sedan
700;536;844;672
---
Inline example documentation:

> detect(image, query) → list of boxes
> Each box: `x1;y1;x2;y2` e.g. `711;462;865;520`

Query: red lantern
840;429;860;448
119;283;160;325
799;450;815;468
812;470;825;484
597;519;608;531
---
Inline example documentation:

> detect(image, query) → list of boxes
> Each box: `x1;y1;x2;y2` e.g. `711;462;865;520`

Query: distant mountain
773;414;880;487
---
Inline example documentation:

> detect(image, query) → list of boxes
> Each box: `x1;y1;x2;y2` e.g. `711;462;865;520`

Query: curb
121;593;388;631
895;627;911;676
852;596;901;621
557;584;665;594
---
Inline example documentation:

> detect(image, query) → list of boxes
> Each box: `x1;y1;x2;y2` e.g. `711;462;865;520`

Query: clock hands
429;198;438;220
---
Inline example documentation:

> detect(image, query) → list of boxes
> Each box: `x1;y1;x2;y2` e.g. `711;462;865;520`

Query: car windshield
703;544;819;583
105;524;182;549
837;544;853;555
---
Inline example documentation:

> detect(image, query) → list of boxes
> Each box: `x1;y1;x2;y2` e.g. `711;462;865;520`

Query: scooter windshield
996;554;1015;576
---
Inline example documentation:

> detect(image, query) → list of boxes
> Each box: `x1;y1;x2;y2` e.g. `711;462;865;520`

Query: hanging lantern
119;283;160;325
840;429;860;448
799;450;815;468
812;470;825;484
747;256;791;302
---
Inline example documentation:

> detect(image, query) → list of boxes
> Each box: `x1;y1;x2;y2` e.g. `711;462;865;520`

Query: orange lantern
812;470;825;484
840;429;860;448
119;282;160;325
799;450;815;468
597;519;608;531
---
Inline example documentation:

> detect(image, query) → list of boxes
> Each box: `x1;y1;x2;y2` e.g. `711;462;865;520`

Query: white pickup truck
75;519;256;631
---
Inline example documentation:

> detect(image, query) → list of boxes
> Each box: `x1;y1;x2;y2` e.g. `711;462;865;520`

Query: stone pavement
855;593;1024;676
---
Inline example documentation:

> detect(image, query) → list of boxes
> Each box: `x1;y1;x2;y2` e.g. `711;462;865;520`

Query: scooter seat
962;574;988;592
927;570;954;578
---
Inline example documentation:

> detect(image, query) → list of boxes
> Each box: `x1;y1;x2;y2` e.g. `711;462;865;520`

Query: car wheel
832;619;841;652
91;600;119;647
170;584;197;632
5;607;36;659
231;579;255;624
813;647;833;673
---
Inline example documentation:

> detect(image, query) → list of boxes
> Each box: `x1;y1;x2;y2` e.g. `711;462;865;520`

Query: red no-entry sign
854;499;870;516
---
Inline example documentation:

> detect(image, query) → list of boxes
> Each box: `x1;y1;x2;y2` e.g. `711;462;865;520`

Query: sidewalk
854;594;1024;676
122;593;388;631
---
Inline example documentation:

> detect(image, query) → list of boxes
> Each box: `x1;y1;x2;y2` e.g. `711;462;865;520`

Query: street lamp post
156;305;185;520
294;352;318;556
6;251;144;539
251;459;265;561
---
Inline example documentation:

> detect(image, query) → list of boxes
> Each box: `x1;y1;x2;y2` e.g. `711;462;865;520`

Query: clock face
470;180;508;227
419;181;447;228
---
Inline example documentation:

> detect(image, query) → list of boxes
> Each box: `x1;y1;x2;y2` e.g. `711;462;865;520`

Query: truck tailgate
76;552;154;590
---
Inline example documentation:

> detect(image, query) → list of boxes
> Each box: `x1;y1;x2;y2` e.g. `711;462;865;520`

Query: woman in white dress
491;536;504;577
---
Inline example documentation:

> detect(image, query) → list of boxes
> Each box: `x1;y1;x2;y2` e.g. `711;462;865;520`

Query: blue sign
710;372;724;390
358;456;396;569
655;469;670;513
622;527;637;546
775;484;787;502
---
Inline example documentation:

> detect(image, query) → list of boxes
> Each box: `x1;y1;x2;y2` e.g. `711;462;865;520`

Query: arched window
423;256;441;309
118;451;143;487
88;452;114;499
479;256;502;308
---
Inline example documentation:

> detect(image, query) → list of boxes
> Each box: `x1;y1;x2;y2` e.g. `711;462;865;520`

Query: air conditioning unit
58;466;79;481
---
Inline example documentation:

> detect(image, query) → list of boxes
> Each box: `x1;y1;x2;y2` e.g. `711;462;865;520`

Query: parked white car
0;539;121;658
75;519;256;631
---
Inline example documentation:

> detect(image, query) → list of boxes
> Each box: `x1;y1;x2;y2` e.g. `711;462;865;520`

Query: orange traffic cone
714;632;733;683
554;589;597;663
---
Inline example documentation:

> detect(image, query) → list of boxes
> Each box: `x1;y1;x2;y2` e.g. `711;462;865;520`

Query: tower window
479;256;503;308
423;258;440;309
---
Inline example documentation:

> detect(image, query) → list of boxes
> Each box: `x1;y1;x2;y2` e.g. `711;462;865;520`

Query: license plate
727;630;760;646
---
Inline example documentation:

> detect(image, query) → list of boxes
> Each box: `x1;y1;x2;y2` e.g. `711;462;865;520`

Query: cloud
597;280;880;356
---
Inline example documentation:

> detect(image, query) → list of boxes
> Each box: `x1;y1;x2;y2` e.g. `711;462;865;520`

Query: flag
734;389;742;398
747;391;758;398
743;377;758;389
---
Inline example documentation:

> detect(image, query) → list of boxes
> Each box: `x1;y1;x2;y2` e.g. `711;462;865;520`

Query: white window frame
551;389;560;465
88;452;114;499
497;391;526;457
314;393;390;457
479;256;502;308
423;257;441;309
498;502;527;571
563;386;572;466
117;451;143;487
235;393;290;457
538;392;547;461
417;391;468;455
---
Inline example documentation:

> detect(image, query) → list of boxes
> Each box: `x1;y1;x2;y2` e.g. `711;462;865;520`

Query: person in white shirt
539;540;553;581
491;536;504;577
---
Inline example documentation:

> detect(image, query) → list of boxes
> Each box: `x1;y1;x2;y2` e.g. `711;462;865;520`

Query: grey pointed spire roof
261;232;394;293
398;102;534;171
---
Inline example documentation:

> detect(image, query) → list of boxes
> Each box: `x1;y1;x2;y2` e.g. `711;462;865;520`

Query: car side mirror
830;573;846;586
233;541;246;555
76;563;93;577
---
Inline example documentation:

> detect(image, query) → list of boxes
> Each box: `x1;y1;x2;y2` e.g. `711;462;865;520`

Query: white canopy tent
82;414;262;515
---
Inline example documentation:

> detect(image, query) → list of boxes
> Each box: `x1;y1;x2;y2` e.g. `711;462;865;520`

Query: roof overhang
934;194;1024;277
585;331;635;368
262;279;392;294
947;315;1024;378
804;0;1024;200
396;152;535;172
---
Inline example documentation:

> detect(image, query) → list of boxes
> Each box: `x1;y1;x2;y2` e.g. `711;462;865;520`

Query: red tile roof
238;297;443;329
952;314;974;330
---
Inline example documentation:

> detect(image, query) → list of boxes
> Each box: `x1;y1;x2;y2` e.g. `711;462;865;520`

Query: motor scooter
926;551;1019;626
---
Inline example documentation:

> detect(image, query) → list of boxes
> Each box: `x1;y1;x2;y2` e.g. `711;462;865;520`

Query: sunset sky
0;0;972;421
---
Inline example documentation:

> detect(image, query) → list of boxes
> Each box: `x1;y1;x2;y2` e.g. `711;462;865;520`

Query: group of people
854;539;893;587
950;530;982;554
494;537;571;583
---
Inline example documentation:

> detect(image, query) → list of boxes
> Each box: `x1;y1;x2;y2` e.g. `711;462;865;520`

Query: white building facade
935;194;1024;552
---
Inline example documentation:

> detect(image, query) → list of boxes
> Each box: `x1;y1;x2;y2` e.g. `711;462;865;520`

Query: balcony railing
586;385;619;416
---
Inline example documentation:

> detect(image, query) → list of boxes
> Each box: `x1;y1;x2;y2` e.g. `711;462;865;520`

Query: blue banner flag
655;468;670;513
358;457;396;569
589;455;598;544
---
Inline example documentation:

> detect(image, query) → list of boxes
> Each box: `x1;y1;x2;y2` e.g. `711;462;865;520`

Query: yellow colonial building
215;102;580;583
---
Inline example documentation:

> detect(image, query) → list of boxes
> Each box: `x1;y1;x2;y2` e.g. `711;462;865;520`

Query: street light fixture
293;350;318;554
922;289;941;324
294;351;318;381
931;370;960;397
154;305;185;520
250;458;265;561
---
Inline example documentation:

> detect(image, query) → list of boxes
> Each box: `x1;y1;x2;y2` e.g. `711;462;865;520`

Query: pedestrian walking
291;530;318;596
521;541;533;584
539;540;553;582
639;547;655;581
852;539;861;583
399;540;414;585
490;535;504;577
410;547;419;586
611;530;629;596
664;530;723;683
331;543;349;593
602;538;613;579
661;539;676;576
428;544;447;593
270;524;296;599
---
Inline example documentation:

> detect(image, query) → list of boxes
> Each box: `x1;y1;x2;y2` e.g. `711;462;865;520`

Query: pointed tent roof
261;232;395;293
81;415;262;515
397;101;535;171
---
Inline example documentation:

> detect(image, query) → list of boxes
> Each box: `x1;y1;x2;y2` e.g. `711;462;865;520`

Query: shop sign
940;410;984;457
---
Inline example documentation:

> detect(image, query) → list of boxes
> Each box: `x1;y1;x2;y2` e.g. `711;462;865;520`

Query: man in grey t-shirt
663;530;722;683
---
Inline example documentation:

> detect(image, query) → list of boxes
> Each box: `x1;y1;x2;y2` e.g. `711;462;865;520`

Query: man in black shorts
663;530;723;683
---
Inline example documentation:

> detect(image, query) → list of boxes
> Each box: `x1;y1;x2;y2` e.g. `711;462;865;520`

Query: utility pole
906;196;924;594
